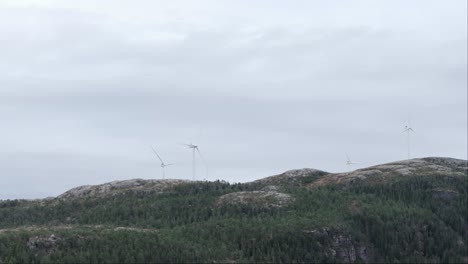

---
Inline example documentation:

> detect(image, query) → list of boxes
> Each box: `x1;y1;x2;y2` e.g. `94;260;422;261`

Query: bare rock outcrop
57;179;189;200
215;191;293;208
27;234;61;252
252;168;329;187
305;228;371;263
308;157;467;188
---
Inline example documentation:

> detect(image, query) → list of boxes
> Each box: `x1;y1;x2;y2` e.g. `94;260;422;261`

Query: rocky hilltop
55;157;466;200
58;179;190;200
308;157;467;188
251;168;329;187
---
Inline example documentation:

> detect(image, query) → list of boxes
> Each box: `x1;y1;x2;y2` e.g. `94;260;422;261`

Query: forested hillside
0;157;467;263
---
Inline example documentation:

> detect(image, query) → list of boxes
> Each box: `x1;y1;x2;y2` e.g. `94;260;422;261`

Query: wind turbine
181;143;206;181
402;125;415;161
346;153;360;165
151;146;174;179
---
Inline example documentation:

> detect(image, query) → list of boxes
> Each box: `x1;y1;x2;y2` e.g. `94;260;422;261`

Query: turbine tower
151;146;174;179
402;125;415;161
181;143;206;180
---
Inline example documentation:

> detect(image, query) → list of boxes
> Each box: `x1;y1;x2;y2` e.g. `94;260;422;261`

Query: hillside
57;179;190;200
0;157;467;263
308;157;467;188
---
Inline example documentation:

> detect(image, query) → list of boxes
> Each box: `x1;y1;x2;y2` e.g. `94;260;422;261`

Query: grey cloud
0;1;466;199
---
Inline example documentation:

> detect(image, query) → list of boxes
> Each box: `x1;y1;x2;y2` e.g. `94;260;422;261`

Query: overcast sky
0;0;466;199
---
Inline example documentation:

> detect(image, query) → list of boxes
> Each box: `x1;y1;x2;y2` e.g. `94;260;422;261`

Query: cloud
0;0;466;199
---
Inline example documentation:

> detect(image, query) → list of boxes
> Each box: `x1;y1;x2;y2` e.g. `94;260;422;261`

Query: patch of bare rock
252;168;329;186
215;191;293;208
304;228;370;263
308;157;467;188
57;179;190;200
27;234;61;253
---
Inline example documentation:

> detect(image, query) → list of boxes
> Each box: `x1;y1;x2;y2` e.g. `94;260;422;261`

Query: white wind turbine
346;153;360;165
181;143;207;181
402;124;415;161
151;146;174;179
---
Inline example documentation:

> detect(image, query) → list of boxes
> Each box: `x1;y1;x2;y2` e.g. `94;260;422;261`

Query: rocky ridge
308;157;467;188
54;157;466;200
57;179;190;200
252;168;329;187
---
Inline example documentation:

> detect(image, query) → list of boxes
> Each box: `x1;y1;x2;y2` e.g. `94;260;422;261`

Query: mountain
0;157;466;263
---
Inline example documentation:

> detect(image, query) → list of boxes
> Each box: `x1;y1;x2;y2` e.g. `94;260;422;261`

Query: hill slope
0;157;466;263
57;179;189;200
309;157;467;188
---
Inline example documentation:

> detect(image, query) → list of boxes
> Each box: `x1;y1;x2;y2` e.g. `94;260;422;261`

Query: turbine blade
165;163;175;166
196;148;207;164
151;146;164;163
196;147;209;180
179;143;197;148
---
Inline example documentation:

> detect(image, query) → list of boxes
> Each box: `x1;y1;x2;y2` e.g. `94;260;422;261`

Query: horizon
4;156;467;201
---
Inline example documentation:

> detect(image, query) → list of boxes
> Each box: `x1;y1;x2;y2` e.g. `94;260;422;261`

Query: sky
0;0;466;199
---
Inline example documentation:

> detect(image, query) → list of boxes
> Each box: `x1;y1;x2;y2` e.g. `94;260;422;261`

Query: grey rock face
252;168;329;186
422;157;468;168
283;168;326;178
260;185;280;192
27;234;61;252
309;157;467;188
333;234;357;263
305;228;370;263
215;191;293;208
57;179;189;200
